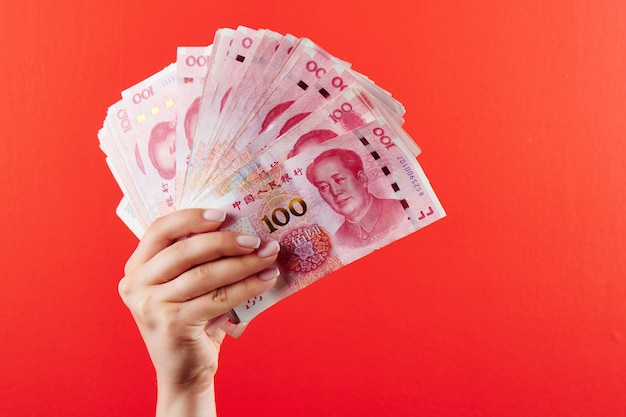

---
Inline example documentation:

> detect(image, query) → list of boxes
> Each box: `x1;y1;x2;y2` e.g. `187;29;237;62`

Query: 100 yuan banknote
198;118;445;336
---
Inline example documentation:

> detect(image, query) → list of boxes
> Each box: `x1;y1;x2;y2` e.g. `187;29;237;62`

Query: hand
118;208;280;417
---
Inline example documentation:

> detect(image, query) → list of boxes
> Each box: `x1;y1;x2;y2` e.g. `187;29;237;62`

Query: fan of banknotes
98;26;446;337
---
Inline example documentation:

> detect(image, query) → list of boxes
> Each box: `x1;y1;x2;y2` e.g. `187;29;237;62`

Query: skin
119;208;280;417
308;156;373;222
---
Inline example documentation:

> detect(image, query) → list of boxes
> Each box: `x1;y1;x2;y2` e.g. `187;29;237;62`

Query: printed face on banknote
184;97;200;149
305;148;372;222
288;129;338;158
148;121;176;179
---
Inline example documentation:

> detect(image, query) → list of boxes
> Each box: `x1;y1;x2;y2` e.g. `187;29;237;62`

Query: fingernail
236;234;261;249
256;240;280;258
203;209;226;222
258;267;280;281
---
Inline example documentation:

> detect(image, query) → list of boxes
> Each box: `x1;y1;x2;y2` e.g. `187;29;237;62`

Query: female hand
118;208;280;417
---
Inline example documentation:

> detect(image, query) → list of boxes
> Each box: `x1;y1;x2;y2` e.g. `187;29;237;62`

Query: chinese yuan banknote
98;26;446;337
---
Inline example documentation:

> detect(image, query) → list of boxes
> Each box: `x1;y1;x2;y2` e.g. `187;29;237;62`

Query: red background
1;0;626;416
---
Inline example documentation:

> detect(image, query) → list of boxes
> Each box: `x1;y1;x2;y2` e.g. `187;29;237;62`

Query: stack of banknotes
98;26;446;337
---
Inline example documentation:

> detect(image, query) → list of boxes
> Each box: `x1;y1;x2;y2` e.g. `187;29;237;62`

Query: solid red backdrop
1;0;626;416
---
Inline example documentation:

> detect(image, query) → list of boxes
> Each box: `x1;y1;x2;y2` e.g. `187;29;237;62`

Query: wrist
156;377;217;417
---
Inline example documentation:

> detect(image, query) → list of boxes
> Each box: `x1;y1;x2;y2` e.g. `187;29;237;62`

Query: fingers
119;207;283;331
125;208;226;275
138;231;273;286
162;240;281;301
119;241;281;331
177;270;280;327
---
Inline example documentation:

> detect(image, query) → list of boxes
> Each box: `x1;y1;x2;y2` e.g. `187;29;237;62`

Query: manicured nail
203;209;226;222
256;240;280;258
236;234;261;249
258;267;280;281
